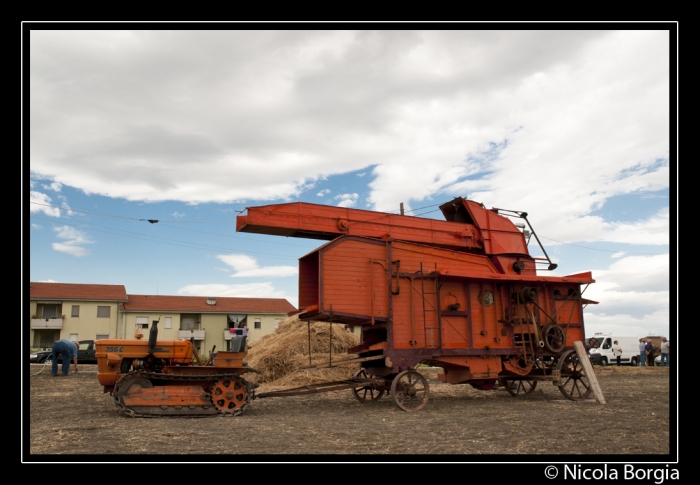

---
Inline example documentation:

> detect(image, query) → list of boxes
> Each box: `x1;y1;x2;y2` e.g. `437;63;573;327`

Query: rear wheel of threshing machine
555;349;592;401
500;378;538;397
211;377;250;416
390;370;429;412
351;368;385;403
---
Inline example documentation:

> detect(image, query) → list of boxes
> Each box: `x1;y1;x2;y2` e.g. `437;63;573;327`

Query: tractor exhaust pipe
148;319;159;354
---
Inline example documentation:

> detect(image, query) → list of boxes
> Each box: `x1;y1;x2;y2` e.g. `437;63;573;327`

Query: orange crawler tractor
96;321;256;417
238;197;597;411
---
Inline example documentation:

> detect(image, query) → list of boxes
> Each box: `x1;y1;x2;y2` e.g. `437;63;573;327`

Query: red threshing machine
238;197;597;411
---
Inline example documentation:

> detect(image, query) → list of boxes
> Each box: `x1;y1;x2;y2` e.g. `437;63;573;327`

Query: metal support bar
329;305;333;368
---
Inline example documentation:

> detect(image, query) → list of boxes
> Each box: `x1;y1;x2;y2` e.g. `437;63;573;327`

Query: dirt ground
25;364;673;461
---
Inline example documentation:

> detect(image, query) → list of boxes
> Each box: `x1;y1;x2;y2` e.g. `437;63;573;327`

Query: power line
538;236;666;255
31;201;668;256
29;201;241;223
29;214;301;262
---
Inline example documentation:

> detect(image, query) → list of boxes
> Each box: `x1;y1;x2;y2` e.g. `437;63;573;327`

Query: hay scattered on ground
246;315;360;387
593;365;669;375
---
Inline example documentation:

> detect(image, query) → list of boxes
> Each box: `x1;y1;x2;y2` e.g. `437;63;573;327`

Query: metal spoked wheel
556;349;592;401
541;323;566;353
501;378;538;397
351;369;385;403
390;370;430;412
211;377;248;414
114;375;154;406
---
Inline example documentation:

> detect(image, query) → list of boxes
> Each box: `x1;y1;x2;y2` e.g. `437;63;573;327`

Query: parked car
29;340;97;364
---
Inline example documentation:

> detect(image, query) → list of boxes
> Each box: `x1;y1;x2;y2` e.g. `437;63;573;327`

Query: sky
25;27;675;339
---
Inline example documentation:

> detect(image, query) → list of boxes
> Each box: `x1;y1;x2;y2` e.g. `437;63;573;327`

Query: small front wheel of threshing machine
555;349;592;401
390;370;430;412
351;368;385;403
500;378;538;397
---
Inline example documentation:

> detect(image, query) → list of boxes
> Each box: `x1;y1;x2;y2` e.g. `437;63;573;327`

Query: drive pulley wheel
211;377;248;414
114;375;153;406
555;349;592;401
541;323;566;353
500;378;538;397
390;370;429;412
351;368;385;403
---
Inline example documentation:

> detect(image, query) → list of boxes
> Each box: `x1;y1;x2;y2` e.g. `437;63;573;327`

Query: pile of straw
245;314;360;387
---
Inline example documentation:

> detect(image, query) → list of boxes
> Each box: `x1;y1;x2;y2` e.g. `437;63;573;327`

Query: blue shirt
56;339;78;358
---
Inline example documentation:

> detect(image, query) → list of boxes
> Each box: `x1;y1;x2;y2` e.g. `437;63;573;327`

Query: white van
588;335;641;366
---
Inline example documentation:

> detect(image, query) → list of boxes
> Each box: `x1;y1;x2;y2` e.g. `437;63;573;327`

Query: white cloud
596;208;669;245
42;182;62;192
177;282;296;307
29;30;668;220
216;254;297;278
335;193;359;208
51;225;93;257
317;189;330;197
583;308;670;339
588;254;669;293
582;253;670;337
357;172;365;177
611;252;626;258
30;191;60;217
32;223;42;230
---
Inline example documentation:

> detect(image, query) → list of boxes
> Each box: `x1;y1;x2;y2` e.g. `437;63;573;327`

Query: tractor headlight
30;353;38;358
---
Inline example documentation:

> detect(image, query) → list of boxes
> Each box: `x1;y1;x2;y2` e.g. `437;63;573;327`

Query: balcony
31;317;64;329
224;329;247;340
178;329;205;340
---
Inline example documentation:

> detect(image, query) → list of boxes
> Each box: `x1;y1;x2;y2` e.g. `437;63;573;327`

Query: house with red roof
29;282;128;348
120;294;296;352
29;282;297;352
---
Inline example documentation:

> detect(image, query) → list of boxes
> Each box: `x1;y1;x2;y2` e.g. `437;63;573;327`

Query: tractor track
112;371;258;418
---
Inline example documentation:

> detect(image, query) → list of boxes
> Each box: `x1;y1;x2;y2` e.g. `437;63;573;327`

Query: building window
95;334;109;340
135;317;149;330
70;333;78;342
164;317;172;329
41;305;58;318
97;306;111;318
275;318;283;329
254;318;261;329
71;305;80;317
181;317;196;330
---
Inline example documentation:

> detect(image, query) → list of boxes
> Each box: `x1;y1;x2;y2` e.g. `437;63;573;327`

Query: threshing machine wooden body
238;197;596;410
